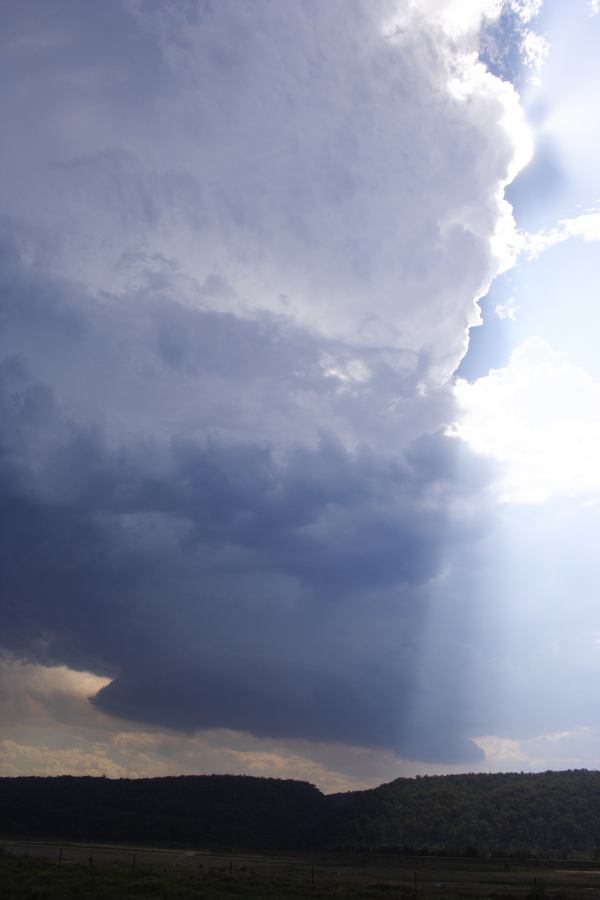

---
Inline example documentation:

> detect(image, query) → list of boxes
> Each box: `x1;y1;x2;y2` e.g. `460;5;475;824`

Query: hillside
320;770;600;855
3;770;600;855
0;774;328;850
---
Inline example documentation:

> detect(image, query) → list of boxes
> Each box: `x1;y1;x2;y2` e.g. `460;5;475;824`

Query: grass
0;857;418;900
3;849;600;899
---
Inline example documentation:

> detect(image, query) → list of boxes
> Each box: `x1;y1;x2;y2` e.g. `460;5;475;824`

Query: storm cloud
0;249;493;760
0;0;531;767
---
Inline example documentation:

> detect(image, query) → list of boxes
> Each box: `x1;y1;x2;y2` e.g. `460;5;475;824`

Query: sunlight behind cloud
382;0;502;39
453;338;600;503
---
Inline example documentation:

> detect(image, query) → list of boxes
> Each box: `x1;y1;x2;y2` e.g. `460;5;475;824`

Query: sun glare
453;338;600;503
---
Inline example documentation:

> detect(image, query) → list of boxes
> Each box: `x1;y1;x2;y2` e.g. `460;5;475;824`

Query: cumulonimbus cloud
0;0;531;763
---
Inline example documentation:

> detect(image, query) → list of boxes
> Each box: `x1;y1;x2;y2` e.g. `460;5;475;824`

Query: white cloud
508;0;543;23
523;211;600;259
564;211;600;240
494;296;518;319
453;338;600;502
521;28;550;75
475;726;600;771
0;0;530;385
397;0;503;37
407;0;541;36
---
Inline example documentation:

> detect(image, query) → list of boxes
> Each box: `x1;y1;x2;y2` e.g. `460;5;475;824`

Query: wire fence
4;839;600;897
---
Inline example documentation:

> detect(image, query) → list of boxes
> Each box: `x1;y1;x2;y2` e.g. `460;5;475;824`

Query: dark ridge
317;770;600;855
3;770;600;855
0;774;327;850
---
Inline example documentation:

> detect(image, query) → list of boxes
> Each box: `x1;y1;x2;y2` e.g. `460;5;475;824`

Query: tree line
3;770;600;856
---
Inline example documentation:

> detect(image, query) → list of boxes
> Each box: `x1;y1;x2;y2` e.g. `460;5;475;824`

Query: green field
4;843;600;899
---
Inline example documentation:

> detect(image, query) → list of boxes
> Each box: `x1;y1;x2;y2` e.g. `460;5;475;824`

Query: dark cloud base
0;231;493;764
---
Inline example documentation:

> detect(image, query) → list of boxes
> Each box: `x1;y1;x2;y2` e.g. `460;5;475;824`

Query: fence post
132;853;136;871
57;847;63;864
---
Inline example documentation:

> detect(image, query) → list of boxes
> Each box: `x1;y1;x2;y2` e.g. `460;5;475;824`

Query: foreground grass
5;853;600;899
0;857;418;900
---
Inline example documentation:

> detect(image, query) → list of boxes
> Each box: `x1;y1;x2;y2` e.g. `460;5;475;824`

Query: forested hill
0;775;331;850
3;770;600;855
319;770;600;855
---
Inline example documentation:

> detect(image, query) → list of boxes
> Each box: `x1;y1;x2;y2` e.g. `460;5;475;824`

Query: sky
2;0;600;793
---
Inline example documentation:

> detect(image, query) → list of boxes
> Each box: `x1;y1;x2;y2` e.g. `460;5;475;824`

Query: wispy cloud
521;211;600;259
